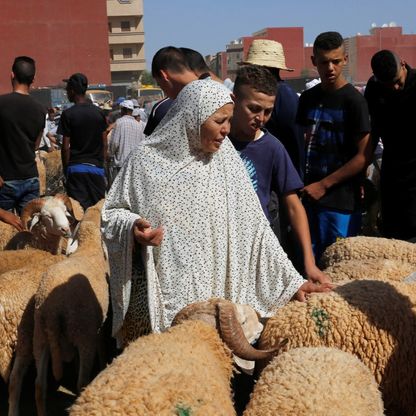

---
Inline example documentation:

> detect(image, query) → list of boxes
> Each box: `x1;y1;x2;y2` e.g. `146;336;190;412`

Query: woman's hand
132;218;164;246
295;280;333;302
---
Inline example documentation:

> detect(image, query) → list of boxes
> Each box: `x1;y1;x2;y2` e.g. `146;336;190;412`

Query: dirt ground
0;366;77;416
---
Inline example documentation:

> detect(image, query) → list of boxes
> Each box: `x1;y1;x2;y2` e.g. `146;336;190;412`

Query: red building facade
0;0;111;94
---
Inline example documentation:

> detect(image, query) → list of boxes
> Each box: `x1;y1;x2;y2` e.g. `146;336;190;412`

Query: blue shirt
230;130;303;221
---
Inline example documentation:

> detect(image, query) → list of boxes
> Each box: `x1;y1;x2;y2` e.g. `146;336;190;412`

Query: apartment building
107;0;146;86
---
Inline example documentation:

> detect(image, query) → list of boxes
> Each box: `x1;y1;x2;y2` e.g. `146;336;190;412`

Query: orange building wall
0;0;111;93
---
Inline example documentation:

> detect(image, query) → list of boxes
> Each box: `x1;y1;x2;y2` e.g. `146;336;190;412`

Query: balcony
109;31;144;45
110;58;146;72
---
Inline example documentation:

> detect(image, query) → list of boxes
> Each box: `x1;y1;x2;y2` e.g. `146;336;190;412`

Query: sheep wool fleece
69;320;236;416
102;80;304;337
244;347;384;416
259;280;416;416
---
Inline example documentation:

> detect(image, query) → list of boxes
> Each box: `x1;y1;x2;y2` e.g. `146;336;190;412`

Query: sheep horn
217;302;280;361
20;199;46;230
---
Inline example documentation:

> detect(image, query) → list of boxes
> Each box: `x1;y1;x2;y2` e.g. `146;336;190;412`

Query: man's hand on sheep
133;218;164;246
295;280;333;302
0;176;4;188
305;263;332;285
301;180;328;201
0;208;24;231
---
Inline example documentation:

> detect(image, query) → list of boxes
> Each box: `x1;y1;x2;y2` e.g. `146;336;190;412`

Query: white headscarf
102;80;304;337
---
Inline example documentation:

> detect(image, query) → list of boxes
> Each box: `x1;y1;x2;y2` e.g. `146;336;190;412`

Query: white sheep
0;194;83;254
320;236;416;268
69;320;236;416
257;279;416;416
33;200;109;416
244;347;384;416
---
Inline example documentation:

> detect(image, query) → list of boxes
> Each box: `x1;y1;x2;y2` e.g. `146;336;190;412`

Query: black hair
180;47;210;74
12;56;36;85
371;50;401;82
313;31;344;55
234;64;277;98
151;46;191;78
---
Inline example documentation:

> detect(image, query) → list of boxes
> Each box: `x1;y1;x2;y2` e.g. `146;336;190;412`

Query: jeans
0;177;39;215
305;204;362;262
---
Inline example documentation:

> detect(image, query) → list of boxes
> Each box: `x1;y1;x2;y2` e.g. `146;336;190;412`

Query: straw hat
240;39;294;71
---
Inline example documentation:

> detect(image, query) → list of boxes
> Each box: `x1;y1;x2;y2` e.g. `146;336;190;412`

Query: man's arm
61;136;70;173
34;130;44;151
0;208;24;231
103;131;109;163
282;192;331;284
302;132;373;201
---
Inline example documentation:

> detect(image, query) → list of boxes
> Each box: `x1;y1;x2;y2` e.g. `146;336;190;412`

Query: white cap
131;98;139;107
120;100;134;111
132;108;141;117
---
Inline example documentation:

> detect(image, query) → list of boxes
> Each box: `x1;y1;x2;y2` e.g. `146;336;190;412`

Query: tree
140;70;155;86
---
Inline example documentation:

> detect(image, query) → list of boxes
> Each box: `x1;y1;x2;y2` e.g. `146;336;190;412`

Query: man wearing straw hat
241;39;304;176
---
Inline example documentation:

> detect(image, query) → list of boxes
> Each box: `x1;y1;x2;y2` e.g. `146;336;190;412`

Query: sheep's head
172;299;281;362
21;194;83;238
234;303;264;345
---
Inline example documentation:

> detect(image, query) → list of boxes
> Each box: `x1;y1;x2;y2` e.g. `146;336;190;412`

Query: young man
297;31;372;260
144;46;198;136
58;73;107;209
364;50;416;241
0;56;46;214
229;64;329;284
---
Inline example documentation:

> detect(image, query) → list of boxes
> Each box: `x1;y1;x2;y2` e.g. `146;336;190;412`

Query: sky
143;0;416;70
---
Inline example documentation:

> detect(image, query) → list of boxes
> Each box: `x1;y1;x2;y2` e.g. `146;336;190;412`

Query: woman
102;80;331;347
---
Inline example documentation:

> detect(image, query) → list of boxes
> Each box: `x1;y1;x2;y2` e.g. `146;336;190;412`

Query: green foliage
140;70;156;86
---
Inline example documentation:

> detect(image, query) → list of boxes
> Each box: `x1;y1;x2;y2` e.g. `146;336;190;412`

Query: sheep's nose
61;227;71;237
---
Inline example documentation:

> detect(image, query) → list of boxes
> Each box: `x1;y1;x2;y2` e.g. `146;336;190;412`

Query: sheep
172;298;281;372
33;200;109;416
0;194;83;254
244;347;384;416
320;236;416;268
69;320;236;416
0;255;64;386
37;150;65;196
323;258;416;284
257;279;416;416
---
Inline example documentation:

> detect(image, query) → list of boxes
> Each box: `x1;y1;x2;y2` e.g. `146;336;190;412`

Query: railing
109;31;144;36
111;59;145;64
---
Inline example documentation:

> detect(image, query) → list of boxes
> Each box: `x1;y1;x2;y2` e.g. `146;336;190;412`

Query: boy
229;64;329;284
297;32;372;260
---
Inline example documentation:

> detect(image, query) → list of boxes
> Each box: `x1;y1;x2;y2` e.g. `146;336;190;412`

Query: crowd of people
0;31;415;350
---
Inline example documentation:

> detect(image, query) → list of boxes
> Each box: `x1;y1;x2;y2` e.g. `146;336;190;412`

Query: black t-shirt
297;83;370;212
58;103;107;167
143;97;173;136
0;92;46;180
365;65;416;238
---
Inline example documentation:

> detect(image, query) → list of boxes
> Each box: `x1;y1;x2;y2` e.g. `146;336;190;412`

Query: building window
121;21;131;32
123;48;132;59
110;49;114;61
108;22;112;33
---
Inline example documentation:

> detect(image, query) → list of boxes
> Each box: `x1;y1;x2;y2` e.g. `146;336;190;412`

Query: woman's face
200;103;233;153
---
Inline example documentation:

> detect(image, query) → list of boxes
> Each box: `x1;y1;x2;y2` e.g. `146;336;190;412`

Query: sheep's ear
29;214;41;231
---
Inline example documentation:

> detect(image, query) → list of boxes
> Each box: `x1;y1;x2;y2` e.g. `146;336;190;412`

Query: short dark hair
180;47;210;74
313;31;344;55
234;64;277;98
151;46;191;78
371;50;401;83
12;56;36;85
